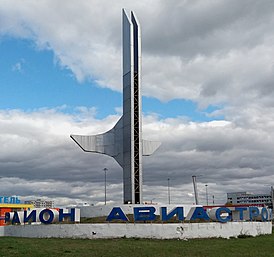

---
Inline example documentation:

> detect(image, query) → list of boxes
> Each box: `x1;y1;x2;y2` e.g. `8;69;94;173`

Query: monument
0;10;271;241
70;9;161;204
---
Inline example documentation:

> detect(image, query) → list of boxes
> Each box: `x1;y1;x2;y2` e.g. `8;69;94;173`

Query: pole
212;195;215;205
167;178;171;204
103;168;108;205
192;175;199;205
271;186;274;212
205;184;208;206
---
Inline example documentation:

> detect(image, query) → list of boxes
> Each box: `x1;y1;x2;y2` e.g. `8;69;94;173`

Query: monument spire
70;9;160;204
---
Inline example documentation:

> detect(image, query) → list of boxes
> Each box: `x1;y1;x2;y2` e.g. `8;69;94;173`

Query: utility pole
192;175;199;205
103;168;108;205
167;178;171;204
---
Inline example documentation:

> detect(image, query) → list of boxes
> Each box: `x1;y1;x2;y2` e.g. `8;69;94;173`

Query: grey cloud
1;109;273;206
143;0;274;56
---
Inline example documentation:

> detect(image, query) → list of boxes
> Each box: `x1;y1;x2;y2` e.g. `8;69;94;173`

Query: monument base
0;222;271;239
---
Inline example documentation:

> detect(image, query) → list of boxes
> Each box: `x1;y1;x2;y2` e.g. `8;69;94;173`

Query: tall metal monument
71;9;160;204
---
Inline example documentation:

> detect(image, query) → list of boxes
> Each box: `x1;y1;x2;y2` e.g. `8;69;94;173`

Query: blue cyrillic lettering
15;197;20;204
59;208;75;222
106;207;128;221
216;207;231;223
4;197;8;203
249;207;259;220
4;212;10;223
12;212;21;224
134;207;156;221
269;209;273;220
39;209;54;224
190;207;210;221
261;207;268;221
24;210;37;223
235;207;247;220
161;207;184;221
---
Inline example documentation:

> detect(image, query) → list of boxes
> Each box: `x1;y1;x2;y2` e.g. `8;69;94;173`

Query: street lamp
103;168;108;205
205;184;208;206
271;186;274;210
167;178;171;204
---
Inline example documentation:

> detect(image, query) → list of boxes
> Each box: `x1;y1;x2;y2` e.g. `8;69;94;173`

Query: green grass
1;234;274;257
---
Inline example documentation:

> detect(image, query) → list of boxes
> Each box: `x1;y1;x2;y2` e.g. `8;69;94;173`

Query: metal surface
70;9;161;204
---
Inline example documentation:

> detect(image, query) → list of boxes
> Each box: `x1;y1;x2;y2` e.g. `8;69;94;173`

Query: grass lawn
1;234;274;257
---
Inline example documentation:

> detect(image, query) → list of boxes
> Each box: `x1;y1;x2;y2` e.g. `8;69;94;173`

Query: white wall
0;222;271;239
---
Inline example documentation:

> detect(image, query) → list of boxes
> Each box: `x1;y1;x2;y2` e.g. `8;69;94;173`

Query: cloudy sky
1;0;274;207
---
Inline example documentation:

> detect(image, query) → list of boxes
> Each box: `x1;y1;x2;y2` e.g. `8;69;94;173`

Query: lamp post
205;184;208;206
167;178;171;204
271;186;274;210
103;168;108;205
212;195;215;205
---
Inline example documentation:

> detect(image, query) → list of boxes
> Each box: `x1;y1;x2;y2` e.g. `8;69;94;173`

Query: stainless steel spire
71;9;160;204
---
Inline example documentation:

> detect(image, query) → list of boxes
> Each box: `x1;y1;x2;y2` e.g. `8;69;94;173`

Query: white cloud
1;0;274;110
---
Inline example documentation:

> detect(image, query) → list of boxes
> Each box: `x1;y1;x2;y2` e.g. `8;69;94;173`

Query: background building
0;196;33;226
24;199;54;208
227;190;273;207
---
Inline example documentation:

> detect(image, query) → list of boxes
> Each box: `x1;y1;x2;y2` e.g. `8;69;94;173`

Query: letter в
134;207;156;221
